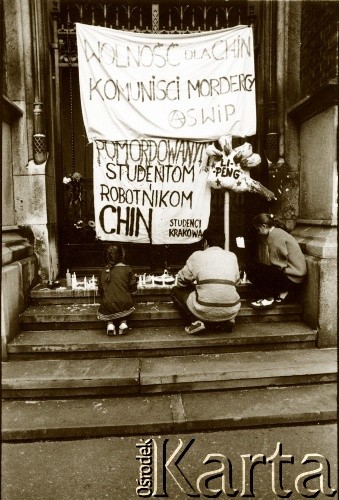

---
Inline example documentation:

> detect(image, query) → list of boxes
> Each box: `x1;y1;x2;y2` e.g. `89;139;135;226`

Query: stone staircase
2;281;337;441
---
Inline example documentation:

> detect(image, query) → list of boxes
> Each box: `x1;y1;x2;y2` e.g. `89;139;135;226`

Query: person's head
202;229;225;249
105;244;124;268
253;213;286;235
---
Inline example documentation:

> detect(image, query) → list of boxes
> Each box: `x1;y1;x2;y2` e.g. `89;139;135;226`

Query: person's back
172;229;241;334
267;227;307;283
183;246;240;322
98;263;136;315
97;244;137;335
247;213;307;309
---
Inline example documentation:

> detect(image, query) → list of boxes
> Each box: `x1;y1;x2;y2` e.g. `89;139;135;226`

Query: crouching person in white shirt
171;229;241;335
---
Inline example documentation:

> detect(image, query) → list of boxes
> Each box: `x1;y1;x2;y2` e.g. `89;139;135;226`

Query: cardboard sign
93;139;211;243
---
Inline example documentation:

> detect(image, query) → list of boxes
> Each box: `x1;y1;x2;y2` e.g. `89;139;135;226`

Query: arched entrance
52;0;268;273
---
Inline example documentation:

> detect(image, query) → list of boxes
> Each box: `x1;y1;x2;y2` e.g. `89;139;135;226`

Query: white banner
93;139;211;244
76;23;256;141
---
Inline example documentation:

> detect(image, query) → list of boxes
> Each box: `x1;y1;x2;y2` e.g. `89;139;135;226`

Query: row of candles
64;271;249;290
137;273;178;287
66;271;97;290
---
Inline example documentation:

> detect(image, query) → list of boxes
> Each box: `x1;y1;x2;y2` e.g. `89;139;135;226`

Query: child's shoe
107;322;116;336
118;321;128;335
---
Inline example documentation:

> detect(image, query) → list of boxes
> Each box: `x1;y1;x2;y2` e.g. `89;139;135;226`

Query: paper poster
77;23;256;141
93;139;211;243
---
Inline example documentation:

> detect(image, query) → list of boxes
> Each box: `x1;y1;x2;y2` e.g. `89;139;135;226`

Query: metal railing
57;1;252;65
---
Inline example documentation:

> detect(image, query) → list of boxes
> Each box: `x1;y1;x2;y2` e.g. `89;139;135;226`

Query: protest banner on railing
76;24;256;141
93;139;211;243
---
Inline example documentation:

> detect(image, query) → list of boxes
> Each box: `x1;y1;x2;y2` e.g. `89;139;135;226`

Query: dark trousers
246;263;300;299
171;286;235;330
171;285;196;323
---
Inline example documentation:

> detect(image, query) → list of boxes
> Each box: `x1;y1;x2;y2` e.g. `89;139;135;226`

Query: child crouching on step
97;244;137;335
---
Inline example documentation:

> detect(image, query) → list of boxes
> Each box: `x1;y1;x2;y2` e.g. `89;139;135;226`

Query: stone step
2;383;336;441
30;281;253;304
20;301;302;331
2;348;336;398
140;347;337;394
7;322;317;360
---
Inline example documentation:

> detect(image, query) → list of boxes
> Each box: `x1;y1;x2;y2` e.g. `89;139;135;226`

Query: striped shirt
177;246;241;322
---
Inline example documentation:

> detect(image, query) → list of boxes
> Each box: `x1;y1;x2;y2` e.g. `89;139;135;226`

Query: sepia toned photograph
1;0;337;498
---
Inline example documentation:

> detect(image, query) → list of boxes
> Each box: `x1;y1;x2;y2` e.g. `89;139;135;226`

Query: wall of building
286;1;338;347
300;1;338;98
3;0;59;281
2;98;39;358
2;0;58;359
299;107;337;222
292;102;337;347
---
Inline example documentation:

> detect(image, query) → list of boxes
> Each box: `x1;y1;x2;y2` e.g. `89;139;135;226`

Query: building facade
2;0;338;358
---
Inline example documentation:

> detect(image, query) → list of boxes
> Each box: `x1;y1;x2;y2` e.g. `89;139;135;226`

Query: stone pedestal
293;225;337;347
2;230;38;360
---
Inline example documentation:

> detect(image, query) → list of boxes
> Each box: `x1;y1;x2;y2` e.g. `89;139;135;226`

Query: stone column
289;91;337;347
4;0;59;283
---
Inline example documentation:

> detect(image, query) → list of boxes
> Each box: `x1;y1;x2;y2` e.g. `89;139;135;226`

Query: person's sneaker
250;298;275;309
118;321;128;335
107;322;116;336
185;320;206;334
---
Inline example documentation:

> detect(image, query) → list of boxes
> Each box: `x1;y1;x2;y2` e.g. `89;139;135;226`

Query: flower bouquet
63;172;83;206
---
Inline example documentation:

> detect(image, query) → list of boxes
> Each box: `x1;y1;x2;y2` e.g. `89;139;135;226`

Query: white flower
63;176;71;184
72;172;82;181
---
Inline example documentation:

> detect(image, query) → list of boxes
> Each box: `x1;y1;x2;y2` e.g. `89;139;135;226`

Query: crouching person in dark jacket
171;229;241;335
97;244;137;336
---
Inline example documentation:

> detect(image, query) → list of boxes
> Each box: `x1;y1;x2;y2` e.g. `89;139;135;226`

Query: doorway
54;0;267;273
